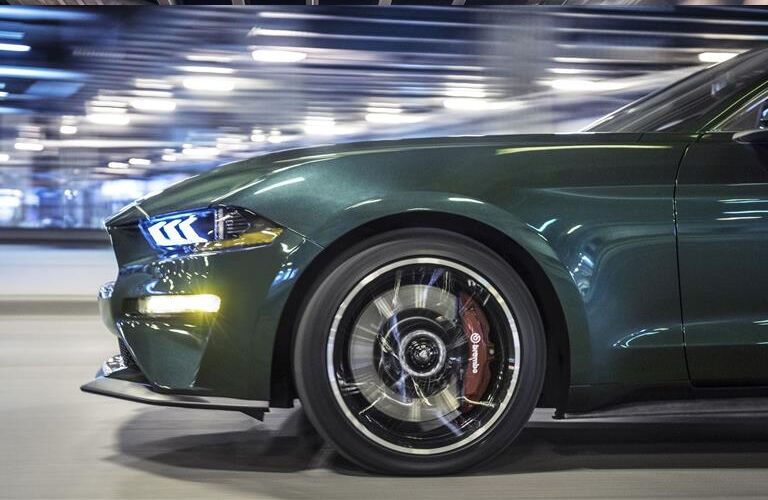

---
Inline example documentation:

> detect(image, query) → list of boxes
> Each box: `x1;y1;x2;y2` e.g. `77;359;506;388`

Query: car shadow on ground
112;407;768;478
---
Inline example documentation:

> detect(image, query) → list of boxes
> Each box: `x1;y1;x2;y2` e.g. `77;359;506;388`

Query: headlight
140;207;282;253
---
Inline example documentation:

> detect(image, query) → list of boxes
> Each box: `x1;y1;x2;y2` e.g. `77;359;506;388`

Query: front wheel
293;229;546;474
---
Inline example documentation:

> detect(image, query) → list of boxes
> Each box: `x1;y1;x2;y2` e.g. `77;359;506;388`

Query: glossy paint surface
107;224;321;399
109;132;695;402
677;132;768;386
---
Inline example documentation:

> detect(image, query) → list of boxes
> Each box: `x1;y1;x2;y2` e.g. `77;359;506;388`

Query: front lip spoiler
80;356;269;417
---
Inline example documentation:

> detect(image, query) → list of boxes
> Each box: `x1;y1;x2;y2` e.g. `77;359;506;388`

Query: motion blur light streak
182;76;236;92
14;141;43;151
365;113;424;125
251;49;307;63
0;42;29;52
303;117;337;135
698;51;740;63
544;78;631;92
0;5;766;231
442;98;516;111
182;146;219;158
178;66;236;74
86;113;130;126
129;98;177;112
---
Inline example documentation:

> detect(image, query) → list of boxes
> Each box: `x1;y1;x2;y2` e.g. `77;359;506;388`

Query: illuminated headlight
138;294;221;315
140;207;282;252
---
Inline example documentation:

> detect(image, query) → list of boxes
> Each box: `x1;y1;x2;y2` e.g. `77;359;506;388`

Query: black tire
293;228;546;475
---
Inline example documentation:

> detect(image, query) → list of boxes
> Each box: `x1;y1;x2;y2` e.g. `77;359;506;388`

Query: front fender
225;180;593;388
217;136;689;392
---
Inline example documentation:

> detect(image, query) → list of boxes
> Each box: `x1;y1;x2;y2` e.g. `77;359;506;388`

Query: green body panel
96;50;768;413
108;226;321;399
677;132;768;386
114;132;694;395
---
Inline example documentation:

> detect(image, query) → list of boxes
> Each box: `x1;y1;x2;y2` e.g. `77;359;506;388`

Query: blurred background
0;3;767;303
1;4;767;235
5;6;768;498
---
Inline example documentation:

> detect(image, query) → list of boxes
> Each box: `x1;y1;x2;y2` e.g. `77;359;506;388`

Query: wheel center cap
398;330;447;378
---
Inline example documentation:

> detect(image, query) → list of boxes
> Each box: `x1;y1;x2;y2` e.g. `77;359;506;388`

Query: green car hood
106;133;645;232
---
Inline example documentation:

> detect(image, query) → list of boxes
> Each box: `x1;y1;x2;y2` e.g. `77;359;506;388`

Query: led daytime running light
137;294;221;315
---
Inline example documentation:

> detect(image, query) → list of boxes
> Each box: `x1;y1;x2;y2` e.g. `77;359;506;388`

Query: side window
715;93;768;132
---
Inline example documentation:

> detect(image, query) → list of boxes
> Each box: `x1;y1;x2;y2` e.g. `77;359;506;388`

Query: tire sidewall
293;229;546;475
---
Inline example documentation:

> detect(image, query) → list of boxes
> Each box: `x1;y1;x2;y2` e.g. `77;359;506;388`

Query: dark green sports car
83;48;768;474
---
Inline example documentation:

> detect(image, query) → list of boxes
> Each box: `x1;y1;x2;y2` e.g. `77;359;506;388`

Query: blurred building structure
0;4;765;231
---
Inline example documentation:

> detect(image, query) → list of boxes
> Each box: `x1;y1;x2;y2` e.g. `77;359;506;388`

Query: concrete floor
3;314;768;500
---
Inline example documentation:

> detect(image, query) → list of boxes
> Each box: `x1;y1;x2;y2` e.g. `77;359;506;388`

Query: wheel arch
269;211;571;412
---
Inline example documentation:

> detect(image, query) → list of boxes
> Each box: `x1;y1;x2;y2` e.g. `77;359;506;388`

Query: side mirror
733;129;768;144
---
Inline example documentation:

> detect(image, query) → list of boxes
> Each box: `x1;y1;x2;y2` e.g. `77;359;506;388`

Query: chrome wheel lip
326;256;522;456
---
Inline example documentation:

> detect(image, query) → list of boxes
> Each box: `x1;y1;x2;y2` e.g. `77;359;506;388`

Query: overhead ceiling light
86;113;130;126
0;153;9;162
249;27;311;38
91;99;127;108
303;116;336;135
59;125;77;135
182;76;235;92
0;31;24;40
107;161;129;169
443;98;516;111
267;130;289;144
178;65;235;74
547;68;589;75
553;57;591;64
132;90;173;98
134;78;173;90
0;43;30;52
444;86;486;99
181;146;219;159
250;132;266;142
216;136;249;151
186;53;235;63
0;193;21;208
14;141;43;151
161;153;177;162
698;51;739;64
0;91;7;98
365;113;424;125
544;78;628;93
128;158;151;166
217;136;243;144
251;49;307;63
129;98;176;112
89;107;126;115
366;105;401;114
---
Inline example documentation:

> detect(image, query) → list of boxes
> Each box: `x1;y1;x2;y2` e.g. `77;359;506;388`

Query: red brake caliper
459;292;493;404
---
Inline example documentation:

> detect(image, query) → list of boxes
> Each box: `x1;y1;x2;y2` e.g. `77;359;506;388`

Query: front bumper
90;224;323;403
81;355;268;418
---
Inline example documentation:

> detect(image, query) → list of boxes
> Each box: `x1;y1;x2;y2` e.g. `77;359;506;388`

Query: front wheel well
269;212;570;412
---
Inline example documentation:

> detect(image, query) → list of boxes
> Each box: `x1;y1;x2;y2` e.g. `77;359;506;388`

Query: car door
677;90;768;385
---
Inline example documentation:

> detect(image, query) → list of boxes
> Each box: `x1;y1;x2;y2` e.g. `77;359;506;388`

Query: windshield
587;48;768;133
